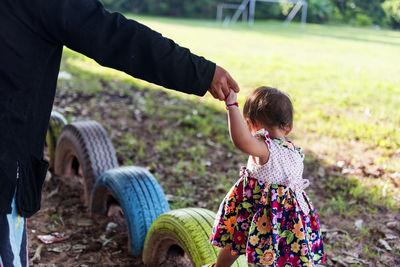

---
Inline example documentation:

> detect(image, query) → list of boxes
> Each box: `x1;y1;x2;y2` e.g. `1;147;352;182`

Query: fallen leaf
378;238;392;251
354;219;363;231
317;166;325;177
337;161;345;168
47;243;71;253
37;233;69;244
106;222;118;232
72;244;87;252
332;256;348;267
31;244;43;262
385;234;398;240
76;218;93;227
45;187;59;200
386;221;400;232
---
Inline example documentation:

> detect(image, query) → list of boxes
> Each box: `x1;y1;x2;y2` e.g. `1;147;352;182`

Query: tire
45;111;67;169
90;166;170;255
54;120;118;206
142;208;247;267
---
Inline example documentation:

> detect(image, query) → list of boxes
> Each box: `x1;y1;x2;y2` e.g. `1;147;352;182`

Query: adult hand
208;65;239;101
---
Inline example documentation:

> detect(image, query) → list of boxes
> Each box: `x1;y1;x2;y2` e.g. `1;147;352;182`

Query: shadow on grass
129;15;400;47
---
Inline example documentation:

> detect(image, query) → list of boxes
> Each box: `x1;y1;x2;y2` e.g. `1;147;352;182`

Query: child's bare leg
215;247;239;267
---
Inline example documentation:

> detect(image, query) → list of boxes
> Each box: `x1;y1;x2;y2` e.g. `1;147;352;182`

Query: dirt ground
28;171;400;267
28;173;143;266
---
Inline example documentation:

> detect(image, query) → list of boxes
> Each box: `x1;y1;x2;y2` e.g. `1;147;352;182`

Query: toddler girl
209;86;324;266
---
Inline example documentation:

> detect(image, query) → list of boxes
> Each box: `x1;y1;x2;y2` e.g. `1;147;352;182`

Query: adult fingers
208;88;218;99
221;82;230;99
227;73;240;93
215;86;225;101
208;87;224;101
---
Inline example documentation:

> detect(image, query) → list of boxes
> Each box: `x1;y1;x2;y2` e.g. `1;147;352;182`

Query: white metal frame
216;0;308;27
217;3;249;24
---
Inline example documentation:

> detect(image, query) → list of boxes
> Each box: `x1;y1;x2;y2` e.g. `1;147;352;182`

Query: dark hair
243;86;293;130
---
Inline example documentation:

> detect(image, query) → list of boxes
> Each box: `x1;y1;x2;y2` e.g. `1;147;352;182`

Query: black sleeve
38;0;215;96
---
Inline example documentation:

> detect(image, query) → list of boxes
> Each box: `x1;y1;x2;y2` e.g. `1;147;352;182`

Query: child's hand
225;89;237;105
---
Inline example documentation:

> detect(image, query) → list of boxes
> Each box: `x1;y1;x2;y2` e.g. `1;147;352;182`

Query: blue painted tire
90;166;170;255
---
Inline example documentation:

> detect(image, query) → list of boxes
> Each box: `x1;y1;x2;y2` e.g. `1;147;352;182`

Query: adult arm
37;0;216;96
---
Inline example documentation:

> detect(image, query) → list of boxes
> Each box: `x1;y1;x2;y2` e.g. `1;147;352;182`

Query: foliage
330;0;386;25
382;0;400;28
100;0;400;29
307;0;335;23
102;0;217;18
254;2;283;20
101;0;145;13
145;0;216;18
354;13;373;26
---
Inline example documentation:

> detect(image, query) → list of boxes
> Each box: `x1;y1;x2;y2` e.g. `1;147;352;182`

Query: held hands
208;65;239;101
225;89;237;106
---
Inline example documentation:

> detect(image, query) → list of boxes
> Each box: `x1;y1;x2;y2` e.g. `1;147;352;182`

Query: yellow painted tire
142;208;247;267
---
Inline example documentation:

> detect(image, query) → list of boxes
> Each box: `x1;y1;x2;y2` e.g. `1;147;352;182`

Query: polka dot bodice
246;128;310;214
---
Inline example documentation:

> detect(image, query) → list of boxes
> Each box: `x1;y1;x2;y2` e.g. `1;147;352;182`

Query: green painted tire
45;111;67;169
142;208;247;267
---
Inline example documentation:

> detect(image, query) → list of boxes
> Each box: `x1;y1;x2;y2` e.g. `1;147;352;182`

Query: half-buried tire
142;208;247;267
44;111;68;170
54;121;118;206
90;166;170;255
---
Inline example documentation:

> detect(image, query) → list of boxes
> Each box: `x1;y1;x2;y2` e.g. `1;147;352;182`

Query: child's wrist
226;102;239;110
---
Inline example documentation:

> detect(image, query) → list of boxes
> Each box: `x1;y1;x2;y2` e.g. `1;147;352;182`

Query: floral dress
209;129;324;266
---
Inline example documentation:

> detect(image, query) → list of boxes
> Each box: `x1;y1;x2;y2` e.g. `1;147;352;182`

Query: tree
330;0;386;25
307;0;335;23
101;0;147;13
382;0;400;28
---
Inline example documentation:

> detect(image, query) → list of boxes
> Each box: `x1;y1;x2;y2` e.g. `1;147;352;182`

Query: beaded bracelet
226;102;239;110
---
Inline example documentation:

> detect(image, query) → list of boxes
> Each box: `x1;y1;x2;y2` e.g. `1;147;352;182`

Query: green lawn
139;17;400;153
57;17;400;264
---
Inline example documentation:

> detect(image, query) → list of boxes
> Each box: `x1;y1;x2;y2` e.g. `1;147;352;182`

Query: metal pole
249;0;256;25
242;5;248;22
284;1;302;25
231;0;250;23
217;5;223;22
301;1;308;28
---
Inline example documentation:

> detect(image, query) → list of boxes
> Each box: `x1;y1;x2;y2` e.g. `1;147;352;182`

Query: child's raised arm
225;90;270;160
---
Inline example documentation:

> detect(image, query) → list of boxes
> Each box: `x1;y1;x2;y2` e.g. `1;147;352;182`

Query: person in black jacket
0;0;239;265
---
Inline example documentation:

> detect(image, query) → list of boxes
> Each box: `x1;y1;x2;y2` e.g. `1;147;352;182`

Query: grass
145;17;400;157
55;16;400;264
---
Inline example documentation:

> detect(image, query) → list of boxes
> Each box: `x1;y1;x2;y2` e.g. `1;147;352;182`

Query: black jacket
0;0;215;217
